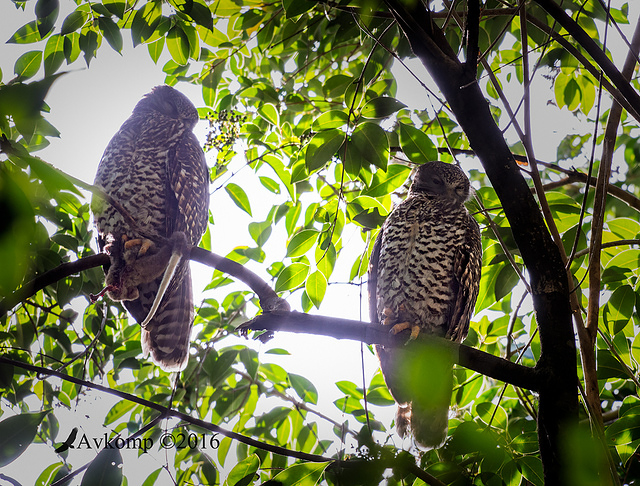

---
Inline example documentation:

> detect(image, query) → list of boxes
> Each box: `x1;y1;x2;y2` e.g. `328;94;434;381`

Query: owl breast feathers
92;85;209;372
369;161;482;448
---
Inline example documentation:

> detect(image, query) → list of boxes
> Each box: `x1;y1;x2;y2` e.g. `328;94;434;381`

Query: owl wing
446;213;482;342
166;130;209;244
134;128;209;372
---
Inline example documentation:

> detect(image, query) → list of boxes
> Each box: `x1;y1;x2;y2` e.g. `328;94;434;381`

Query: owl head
410;161;471;204
133;85;199;128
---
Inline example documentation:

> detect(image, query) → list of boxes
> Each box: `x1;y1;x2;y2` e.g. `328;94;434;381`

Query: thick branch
242;312;540;392
1;247;288;318
0;254;109;317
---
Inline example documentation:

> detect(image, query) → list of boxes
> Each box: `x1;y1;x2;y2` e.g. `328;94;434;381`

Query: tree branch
0;355;331;463
0;247;289;318
1;355;450;486
0;254;109;317
241;312;540;392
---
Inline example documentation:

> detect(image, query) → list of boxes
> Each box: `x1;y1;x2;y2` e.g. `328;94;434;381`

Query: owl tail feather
407;402;450;449
140;232;188;329
139;263;194;372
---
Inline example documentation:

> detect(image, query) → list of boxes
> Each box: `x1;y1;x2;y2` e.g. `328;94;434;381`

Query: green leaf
98;17;123;53
275;263;309;292
80;447;123;486
268;461;330;485
205;349;239;387
147;37;165;64
286;230;318;257
282;0;315;18
103;0;126;18
183;0;214;31
248;220;272;247
167;25;190;65
104;401;136;425
350;122;389;171
225;183;252;216
258;103;279;126
7;21;41;44
607;217;640;239
597;348;628;380
36;0;59;37
312;110;349;131
399;122;437;164
131;1;162;46
494;264;520;301
223;454;260;486
202;62;224;106
517;456;544;486
259;176;280;194
305;129;344;173
44;34;65;76
289;373;319;405
265;348;291;355
60;10;88;35
14;51;42;80
305;271;327;308
361;97;406;119
0;411;49;467
605;285;635;334
476;402;508;430
36;0;58;20
336;380;363;399
364;164;411;197
79;29;99;65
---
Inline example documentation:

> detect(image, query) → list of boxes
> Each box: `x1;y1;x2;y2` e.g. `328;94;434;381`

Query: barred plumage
369;161;481;447
92;85;209;372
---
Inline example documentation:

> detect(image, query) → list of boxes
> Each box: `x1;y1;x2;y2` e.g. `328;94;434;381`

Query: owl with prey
369;161;481;447
92;85;209;372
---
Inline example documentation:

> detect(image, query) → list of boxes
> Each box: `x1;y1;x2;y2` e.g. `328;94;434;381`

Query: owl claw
123;237;154;256
390;322;411;335
409;325;421;340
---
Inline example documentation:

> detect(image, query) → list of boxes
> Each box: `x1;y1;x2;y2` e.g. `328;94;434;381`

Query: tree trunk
383;1;578;483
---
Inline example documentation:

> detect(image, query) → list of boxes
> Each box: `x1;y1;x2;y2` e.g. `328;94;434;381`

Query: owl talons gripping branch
369;161;482;448
91;86;209;372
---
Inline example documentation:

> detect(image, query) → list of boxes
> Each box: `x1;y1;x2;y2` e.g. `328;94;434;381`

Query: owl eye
432;177;443;185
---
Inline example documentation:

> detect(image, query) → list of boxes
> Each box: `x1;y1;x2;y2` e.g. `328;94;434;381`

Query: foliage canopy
1;0;640;485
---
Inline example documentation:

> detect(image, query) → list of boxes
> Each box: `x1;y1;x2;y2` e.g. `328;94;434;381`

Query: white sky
1;1;638;484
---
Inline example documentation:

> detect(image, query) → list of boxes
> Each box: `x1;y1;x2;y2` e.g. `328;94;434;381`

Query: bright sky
2;1;637;484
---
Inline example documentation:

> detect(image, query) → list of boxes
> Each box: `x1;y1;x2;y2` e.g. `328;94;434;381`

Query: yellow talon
409;325;421;340
390;322;411;335
124;237;154;256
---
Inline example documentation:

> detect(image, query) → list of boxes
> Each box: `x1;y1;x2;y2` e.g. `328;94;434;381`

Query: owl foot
123;237;154;256
382;307;395;326
390;322;421;340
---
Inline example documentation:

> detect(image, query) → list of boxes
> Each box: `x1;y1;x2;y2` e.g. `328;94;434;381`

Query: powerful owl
369;161;482;447
92;85;209;372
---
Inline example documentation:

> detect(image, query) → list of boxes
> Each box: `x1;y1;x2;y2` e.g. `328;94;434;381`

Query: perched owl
368;161;482;448
92;86;209;372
